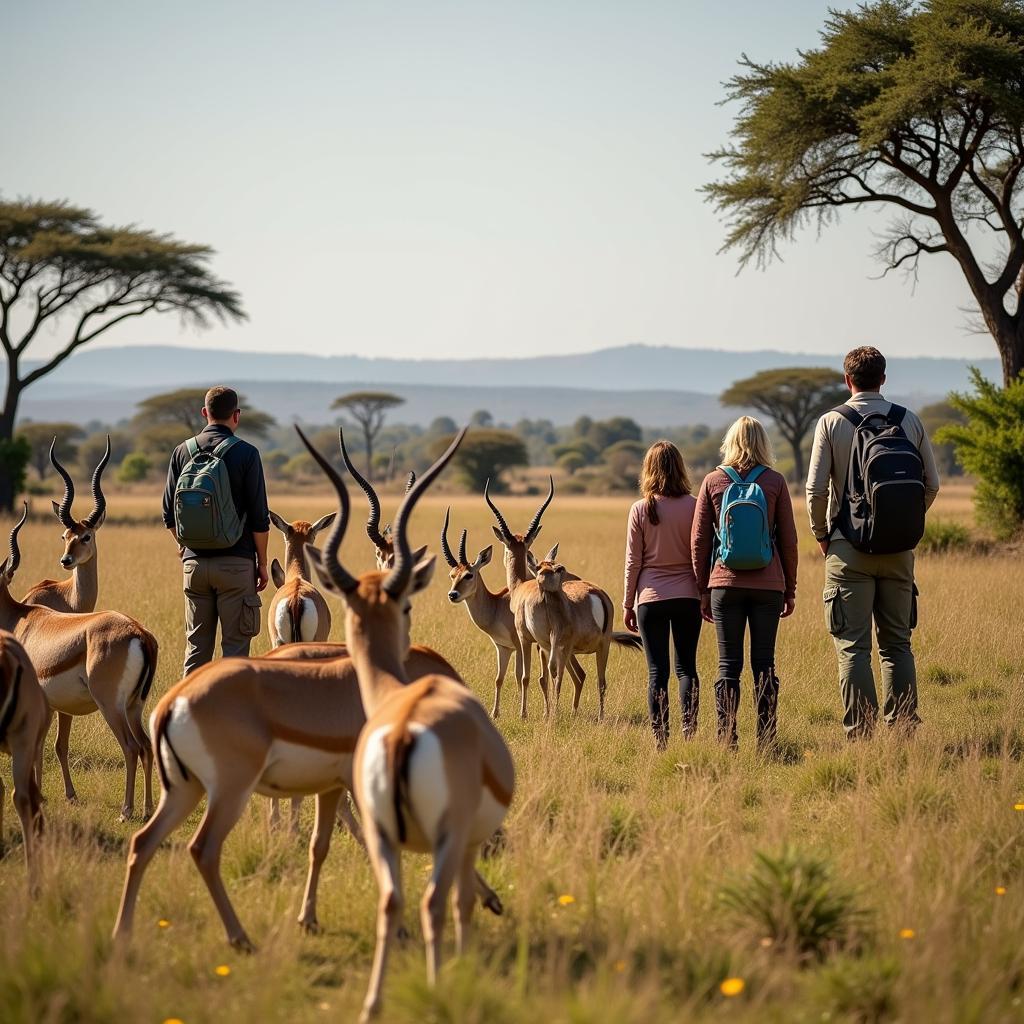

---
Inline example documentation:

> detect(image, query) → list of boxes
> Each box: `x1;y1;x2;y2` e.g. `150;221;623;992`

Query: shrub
116;451;151;484
814;954;900;1023
937;368;1024;540
719;846;866;960
919;519;972;554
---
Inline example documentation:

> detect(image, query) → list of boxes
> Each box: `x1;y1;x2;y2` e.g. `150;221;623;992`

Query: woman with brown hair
623;440;702;750
691;416;798;750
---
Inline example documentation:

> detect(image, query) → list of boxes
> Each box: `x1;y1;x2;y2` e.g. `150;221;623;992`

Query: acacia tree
18;421;85;479
0;199;244;509
722;367;847;482
332;391;405;478
705;0;1024;386
134;387;276;439
430;429;528;491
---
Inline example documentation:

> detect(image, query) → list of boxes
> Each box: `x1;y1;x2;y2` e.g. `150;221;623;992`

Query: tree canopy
705;0;1024;384
134;387;275;439
430;429;528;492
17;421;85;479
332;391;405;478
722;367;847;482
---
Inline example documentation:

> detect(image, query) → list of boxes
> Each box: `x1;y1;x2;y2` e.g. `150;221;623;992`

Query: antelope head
268;509;337;587
484;475;555;576
535;559;568;594
50;435;110;570
440;506;493;605
302;427;464;673
337;430;417;570
0;503;29;587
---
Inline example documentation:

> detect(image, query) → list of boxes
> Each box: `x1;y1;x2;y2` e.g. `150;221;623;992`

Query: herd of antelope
0;426;640;1020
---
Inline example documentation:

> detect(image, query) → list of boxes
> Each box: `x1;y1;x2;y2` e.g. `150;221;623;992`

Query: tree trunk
0;368;21;514
998;318;1024;384
788;435;805;488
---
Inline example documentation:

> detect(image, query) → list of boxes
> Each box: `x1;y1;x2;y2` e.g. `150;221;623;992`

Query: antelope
441;508;586;719
301;426;514;1023
23;436;110;803
485;478;642;719
0;629;50;891
1;505;159;820
267;510;335;646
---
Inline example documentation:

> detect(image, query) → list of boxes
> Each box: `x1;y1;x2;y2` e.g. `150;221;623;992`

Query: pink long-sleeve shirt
623;495;701;609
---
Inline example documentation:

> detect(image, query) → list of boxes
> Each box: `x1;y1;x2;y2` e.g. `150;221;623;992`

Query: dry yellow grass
0;484;1022;1023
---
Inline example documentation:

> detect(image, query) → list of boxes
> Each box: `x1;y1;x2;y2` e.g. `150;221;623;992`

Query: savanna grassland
1;483;1023;1024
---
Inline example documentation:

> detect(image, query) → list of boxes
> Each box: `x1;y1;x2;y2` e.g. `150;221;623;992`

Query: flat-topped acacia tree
0;199;244;510
705;0;1024;386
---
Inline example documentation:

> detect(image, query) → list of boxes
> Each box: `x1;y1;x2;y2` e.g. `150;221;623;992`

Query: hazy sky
7;0;996;362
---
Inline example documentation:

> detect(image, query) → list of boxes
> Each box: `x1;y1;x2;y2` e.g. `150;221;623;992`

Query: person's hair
843;346;886;390
720;416;774;472
204;386;239;422
638;440;691;525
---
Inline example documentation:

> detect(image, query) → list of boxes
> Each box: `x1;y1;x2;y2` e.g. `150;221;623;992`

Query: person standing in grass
806;346;940;738
691;417;798;750
623;441;702;751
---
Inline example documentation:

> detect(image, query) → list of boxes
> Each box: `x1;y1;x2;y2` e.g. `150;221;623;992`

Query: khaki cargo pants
182;556;262;676
823;538;920;737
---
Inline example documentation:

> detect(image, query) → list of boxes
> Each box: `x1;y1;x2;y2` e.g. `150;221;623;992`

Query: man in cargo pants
162;386;271;675
806;347;940;737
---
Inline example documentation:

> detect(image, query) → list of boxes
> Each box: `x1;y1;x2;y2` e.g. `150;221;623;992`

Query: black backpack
833;404;926;554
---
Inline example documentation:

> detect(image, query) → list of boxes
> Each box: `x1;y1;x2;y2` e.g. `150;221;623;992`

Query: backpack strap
185;437;201;458
211;435;241;458
885;404;908;427
744;465;767;483
719;465;743;484
832;404;863;427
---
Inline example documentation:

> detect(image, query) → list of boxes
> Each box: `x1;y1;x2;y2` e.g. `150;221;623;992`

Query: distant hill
18;343;997;427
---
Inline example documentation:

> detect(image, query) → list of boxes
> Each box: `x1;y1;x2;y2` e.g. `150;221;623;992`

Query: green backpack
174;436;246;550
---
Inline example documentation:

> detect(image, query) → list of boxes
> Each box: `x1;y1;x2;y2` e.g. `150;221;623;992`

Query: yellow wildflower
214;964;231;977
720;977;745;997
1014;803;1024;811
899;928;915;940
613;959;627;973
158;919;171;929
557;894;575;906
995;886;1007;896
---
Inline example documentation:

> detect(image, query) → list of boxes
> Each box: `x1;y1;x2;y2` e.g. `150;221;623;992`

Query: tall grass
0;489;1022;1022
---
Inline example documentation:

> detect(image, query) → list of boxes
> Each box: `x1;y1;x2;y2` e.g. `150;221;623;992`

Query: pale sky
7;0;997;362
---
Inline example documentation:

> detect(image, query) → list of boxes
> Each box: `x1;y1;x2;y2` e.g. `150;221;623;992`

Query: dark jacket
691;466;799;600
162;424;270;560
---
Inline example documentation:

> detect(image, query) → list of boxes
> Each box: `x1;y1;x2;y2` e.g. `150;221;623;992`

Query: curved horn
384;428;467;598
8;503;28;577
439;506;458;568
405;471;416;494
84;434;111;528
458;529;468;566
296;427;358;594
484;478;514;544
338;428;387;550
49;438;76;529
524;475;555;543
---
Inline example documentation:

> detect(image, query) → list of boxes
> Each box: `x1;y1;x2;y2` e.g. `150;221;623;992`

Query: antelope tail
136;631;160;702
384;677;438;844
290;595;304;646
611;631;644;652
0;663;22;746
153;699;188;790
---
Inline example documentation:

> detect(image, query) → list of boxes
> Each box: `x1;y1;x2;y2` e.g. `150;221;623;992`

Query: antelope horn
525;475;555;543
458;529;468;566
296;427;358;594
8;503;28;577
338;428;387;550
384;428;467;598
405;471;416;494
484;478;514;544
49;438;76;529
84;434;111;528
440;507;458;568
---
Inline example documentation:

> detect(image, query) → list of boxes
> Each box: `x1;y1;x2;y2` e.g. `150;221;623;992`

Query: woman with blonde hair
691;416;798;750
623;440;702;749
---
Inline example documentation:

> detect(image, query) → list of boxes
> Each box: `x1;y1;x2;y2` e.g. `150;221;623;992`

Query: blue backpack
716;465;773;570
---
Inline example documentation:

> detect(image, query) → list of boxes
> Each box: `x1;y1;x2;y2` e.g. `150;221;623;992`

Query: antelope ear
271;558;286;588
491;526;506;544
544;542;559;562
527;525;542;545
526;550;539;574
91;508;107;530
475;545;493;568
411;544;429;564
310;512;336;537
306;546;347;598
51;501;61;520
411;554;436;595
269;510;291;534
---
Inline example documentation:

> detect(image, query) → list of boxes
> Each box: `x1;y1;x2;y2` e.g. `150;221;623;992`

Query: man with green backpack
162;386;271;675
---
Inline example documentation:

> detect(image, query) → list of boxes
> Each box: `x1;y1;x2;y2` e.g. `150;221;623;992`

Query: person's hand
700;594;714;623
817;539;830;557
256;562;269;593
623;607;638;633
781;596;796;618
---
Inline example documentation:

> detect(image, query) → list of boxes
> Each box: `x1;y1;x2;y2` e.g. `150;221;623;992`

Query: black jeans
637;598;702;748
711;587;784;748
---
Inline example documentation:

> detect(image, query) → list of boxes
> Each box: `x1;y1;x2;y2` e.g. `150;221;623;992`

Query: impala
267;510;335;646
23;437;111;792
441;508;585;718
0;628;50;891
485;478;641;719
1;505;159;819
302;426;514;1022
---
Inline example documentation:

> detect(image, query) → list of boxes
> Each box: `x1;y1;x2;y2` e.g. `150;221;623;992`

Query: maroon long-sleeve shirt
691;467;798;599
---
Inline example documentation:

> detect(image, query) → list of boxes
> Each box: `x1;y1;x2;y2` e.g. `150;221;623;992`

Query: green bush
937;368;1024;540
919;518;972;553
719;846;866;961
116;451;152;484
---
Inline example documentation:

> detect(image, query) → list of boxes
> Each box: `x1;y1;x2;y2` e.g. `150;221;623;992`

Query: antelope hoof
482;892;504;916
230;934;257;954
64;791;78;803
118;808;134;823
298;916;321;935
397;924;411;943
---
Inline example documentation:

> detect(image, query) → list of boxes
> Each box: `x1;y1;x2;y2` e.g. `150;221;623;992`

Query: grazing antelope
0;629;50;890
23;436;111;803
301;426;514;1023
485;478;642;719
1;506;159;819
441;508;586;718
267;510;335;646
